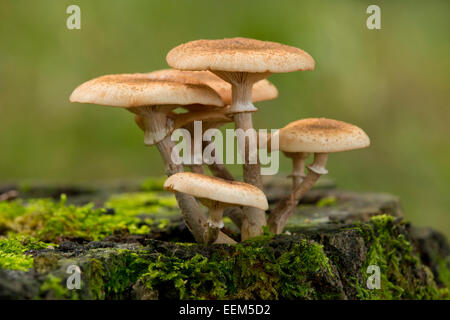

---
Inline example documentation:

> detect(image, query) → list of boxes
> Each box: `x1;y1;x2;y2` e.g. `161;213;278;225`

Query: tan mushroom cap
70;73;224;108
164;172;268;210
146;69;278;105
166;37;315;73
278;118;370;153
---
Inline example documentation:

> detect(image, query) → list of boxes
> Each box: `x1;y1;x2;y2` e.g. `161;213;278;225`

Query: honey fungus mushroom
164;172;268;243
268;118;370;234
70;73;236;244
167;37;314;240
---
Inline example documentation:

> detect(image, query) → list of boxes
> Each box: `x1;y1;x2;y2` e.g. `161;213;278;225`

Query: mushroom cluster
70;37;370;244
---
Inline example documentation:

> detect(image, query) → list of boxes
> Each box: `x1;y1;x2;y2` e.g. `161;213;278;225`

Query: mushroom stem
234;112;267;240
207;162;234;180
156;135;236;244
129;106;175;146
203;202;225;244
202;140;235;180
223;207;243;230
307;152;329;175
268;153;329;234
190;164;205;174
212;71;270;240
287;152;310;189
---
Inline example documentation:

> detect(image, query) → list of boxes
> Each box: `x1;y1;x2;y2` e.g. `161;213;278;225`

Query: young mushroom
70;73;236;244
167;37;314;240
164;172;268;244
268;118;370;234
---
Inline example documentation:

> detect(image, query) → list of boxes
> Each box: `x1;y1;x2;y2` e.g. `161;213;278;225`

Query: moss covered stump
0;178;448;300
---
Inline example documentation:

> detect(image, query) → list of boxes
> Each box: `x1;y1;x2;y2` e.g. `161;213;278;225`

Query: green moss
0;236;51;271
139;238;334;300
316;196;337;208
86;250;151;299
86;258;106;299
436;256;450;288
354;214;445;299
105;192;178;216
39;275;78;299
0;195;157;242
1;184;448;300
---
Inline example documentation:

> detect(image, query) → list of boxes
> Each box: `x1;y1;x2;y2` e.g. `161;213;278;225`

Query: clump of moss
86;249;152;299
0;236;51;271
86;258;106;299
354;214;446;299
0;195;155;242
316;196;337;208
436;256;450;289
39;275;70;299
139;238;334;300
105;192;178;217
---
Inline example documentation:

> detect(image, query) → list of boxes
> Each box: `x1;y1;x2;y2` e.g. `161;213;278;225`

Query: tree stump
0;178;448;299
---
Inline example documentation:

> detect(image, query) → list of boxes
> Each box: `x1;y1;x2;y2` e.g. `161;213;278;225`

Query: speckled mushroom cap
164;172;268;210
166;37;315;73
69;73;224;108
278;118;370;153
146;69;278;105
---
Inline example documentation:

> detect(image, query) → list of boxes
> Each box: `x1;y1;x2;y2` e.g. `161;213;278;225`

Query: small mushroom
167;37;314;240
70;73;236;244
268;118;370;234
164;172;268;243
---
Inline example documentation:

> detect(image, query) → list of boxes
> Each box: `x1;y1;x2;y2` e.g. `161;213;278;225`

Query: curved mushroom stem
183;119;235;179
207;163;234;180
156;135;236;244
202;140;235;180
223;207;243;230
213;71;271;240
268;153;329;234
285;152;310;190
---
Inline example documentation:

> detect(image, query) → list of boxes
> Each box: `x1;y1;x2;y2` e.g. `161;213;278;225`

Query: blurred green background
0;0;449;236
